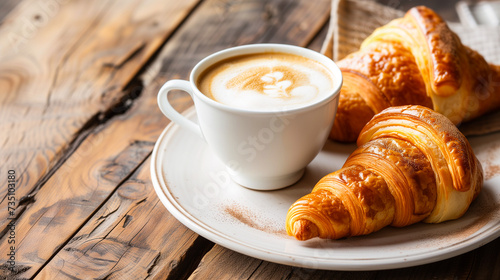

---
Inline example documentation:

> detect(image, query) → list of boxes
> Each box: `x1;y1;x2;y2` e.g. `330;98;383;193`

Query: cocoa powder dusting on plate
482;142;500;180
221;203;287;236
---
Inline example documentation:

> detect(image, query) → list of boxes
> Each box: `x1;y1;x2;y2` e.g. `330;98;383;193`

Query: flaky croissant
331;6;500;142
286;105;483;240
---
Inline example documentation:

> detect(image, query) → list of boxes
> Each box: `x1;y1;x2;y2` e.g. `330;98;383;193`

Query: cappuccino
197;52;334;111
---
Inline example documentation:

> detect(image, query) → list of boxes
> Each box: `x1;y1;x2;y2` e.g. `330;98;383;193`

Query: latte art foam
197;53;334;111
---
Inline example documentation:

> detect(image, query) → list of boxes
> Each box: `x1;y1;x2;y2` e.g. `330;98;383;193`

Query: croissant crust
286;105;483;240
330;6;500;142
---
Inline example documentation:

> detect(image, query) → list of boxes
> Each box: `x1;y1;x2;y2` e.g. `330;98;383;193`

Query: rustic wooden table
1;0;499;279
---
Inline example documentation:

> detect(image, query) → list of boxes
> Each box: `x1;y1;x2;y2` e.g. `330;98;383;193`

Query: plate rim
150;107;500;271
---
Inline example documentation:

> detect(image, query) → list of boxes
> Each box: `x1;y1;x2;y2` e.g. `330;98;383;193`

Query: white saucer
151;107;500;271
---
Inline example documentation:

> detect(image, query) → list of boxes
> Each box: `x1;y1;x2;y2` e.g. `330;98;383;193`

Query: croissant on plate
331;6;500;142
286;105;483;240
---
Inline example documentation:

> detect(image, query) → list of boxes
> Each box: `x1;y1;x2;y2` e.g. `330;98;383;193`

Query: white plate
151;107;500;271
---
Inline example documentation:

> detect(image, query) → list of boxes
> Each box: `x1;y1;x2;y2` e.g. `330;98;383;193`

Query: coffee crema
197;52;335;111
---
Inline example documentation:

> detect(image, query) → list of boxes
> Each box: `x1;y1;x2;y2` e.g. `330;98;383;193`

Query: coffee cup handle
157;80;204;140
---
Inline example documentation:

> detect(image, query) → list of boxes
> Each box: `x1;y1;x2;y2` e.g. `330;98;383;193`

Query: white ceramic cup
157;44;342;190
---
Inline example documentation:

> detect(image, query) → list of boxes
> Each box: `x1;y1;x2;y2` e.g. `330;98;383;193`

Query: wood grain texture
2;71;201;278
35;157;214;280
191;238;500;280
0;0;19;24
156;0;331;73
0;105;158;278
307;18;331;53
189;246;263;280
189;244;373;280
0;0;201;278
0;0;332;278
0;0;199;233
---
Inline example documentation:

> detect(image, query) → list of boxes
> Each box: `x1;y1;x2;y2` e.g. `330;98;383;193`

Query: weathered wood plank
307;16;330;53
189;246;262;280
35;156;214;280
191;237;500;280
0;0;19;24
156;0;332;73
2;0;334;278
0;0;199;233
0;79;181;279
0;0;201;278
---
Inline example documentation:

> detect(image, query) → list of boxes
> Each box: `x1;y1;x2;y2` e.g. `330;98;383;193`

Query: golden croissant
331;6;500;142
286;105;483;240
